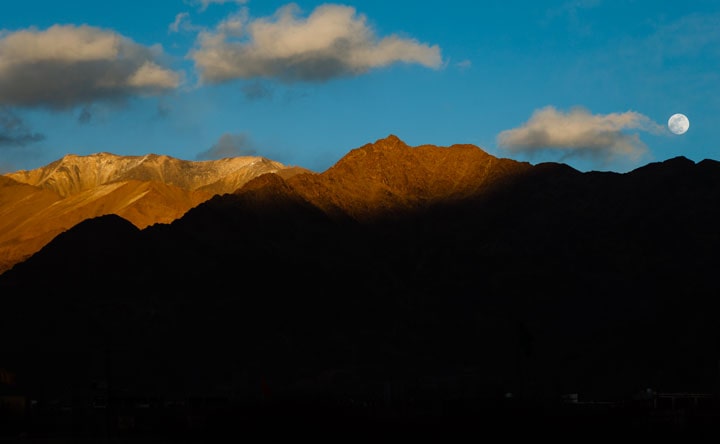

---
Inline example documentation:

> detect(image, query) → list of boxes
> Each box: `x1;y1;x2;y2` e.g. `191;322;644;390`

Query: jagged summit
6;151;298;197
0;152;310;274
3;138;719;277
331;134;499;173
634;155;695;169
290;135;528;220
369;133;409;148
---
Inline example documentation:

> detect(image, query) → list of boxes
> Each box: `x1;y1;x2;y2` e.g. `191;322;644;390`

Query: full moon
668;113;690;135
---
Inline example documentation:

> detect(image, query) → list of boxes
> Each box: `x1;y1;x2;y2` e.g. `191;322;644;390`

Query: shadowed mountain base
2;137;720;438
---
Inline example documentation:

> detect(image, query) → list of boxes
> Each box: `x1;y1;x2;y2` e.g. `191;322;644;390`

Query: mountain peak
629;155;697;177
0;152;307;274
283;136;532;222
370;134;410;149
377;134;405;144
664;155;694;165
5;153;298;197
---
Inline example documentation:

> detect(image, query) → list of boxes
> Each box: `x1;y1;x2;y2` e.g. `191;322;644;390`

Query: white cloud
217;9;248;37
189;3;442;83
0;25;182;108
127;61;182;89
497;106;665;162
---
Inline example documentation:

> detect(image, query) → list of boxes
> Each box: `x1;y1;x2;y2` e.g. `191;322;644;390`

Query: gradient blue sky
0;0;717;173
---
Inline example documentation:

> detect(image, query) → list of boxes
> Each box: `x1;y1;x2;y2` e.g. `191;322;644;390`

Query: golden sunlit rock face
0;153;312;274
286;135;534;220
0;136;522;274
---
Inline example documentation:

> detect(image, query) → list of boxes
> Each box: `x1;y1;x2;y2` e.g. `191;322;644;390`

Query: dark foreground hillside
2;138;720;439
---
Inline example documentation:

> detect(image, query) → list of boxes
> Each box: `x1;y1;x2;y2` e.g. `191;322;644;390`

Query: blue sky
0;0;718;173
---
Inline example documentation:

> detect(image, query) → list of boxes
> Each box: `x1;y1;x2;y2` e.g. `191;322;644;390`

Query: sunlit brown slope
0;152;312;274
285;134;533;220
0;176;63;274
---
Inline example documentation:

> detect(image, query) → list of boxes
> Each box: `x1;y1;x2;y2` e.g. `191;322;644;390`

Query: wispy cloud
0;107;44;147
77;106;93;124
456;59;472;70
644;13;720;61
579;12;720;87
0;25;182;109
189;3;442;84
242;81;273;100
188;0;248;12
497;106;665;163
196;133;257;160
169;12;190;33
547;0;602;19
544;0;601;34
169;12;206;34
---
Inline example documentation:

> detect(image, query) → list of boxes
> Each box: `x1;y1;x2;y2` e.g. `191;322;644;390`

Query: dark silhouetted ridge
2;136;720;438
3;214;140;288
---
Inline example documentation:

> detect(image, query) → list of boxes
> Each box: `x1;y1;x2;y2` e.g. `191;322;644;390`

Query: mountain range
0;152;310;274
2;135;720;436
